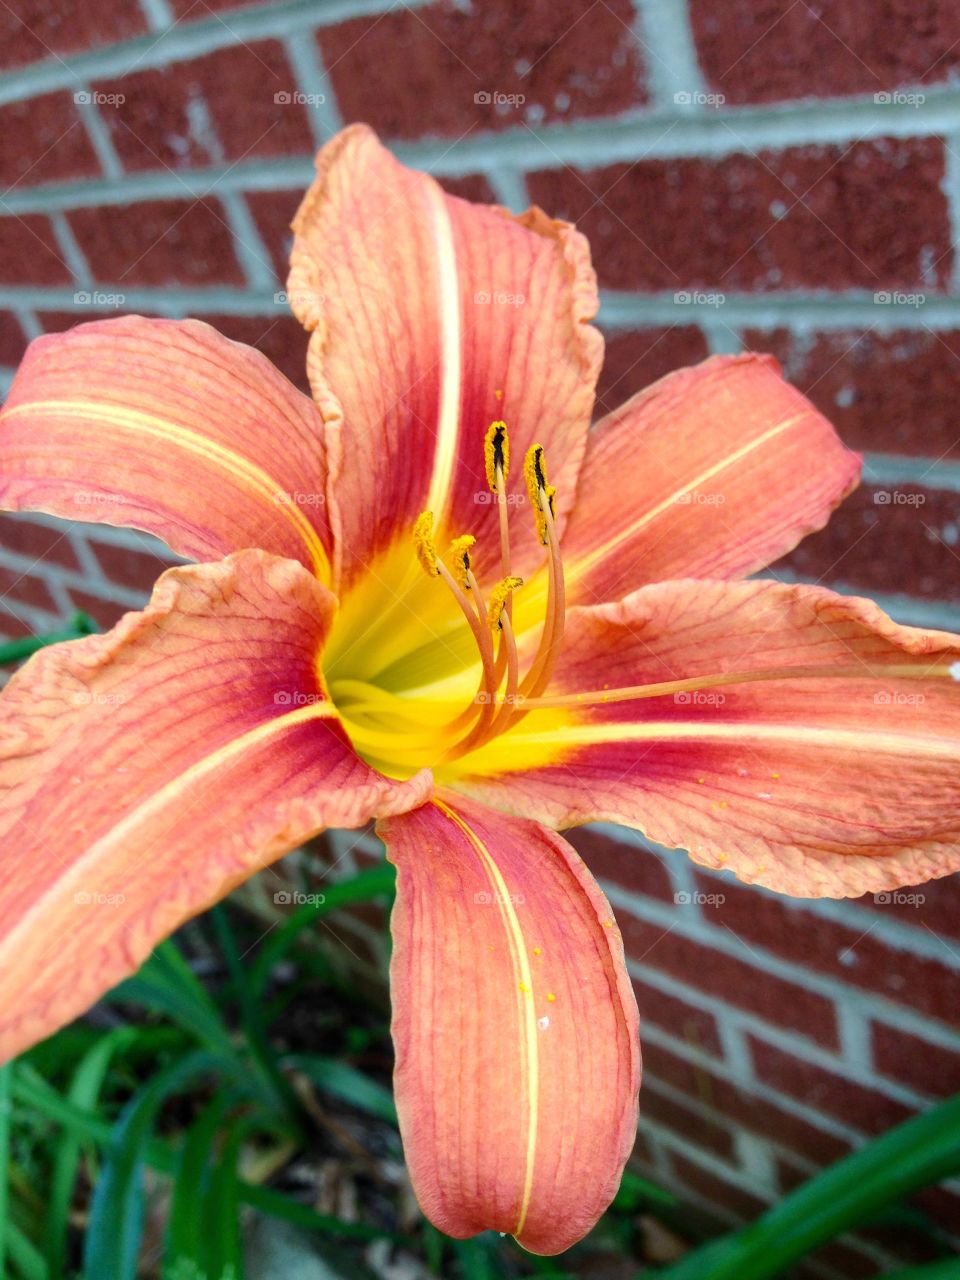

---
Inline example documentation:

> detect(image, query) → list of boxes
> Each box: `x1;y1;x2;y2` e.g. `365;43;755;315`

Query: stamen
445;534;476;590
487;576;523;629
484;420;510;491
523;443;555;546
413;510;440;577
517;445;566;702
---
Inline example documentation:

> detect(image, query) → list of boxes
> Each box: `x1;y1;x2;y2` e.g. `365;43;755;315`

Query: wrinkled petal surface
289;124;602;591
0;317;334;578
456;579;960;898
379;793;640;1255
562;354;861;606
0;551;429;1062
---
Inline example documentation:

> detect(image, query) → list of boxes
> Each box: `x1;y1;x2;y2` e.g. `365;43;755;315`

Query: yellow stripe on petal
423;180;462;528
433;798;540;1237
3;400;330;578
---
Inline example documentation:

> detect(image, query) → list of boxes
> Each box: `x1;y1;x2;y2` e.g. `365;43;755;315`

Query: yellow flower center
323;424;569;781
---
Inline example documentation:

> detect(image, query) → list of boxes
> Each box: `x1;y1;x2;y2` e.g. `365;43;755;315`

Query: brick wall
2;3;959;1274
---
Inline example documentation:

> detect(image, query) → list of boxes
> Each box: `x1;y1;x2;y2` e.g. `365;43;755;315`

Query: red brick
167;0;257;14
0;564;59;613
644;1080;735;1158
0;216;71;285
0;1;146;72
0;313;27;368
92;41;315;172
913;1184;960;1236
195;313;310;396
643;1038;852;1165
802;1238;886;1280
0;609;40;641
320;0;646;139
843;874;960;943
0;514;81;572
66;588;128;631
744;328;960;461
0;92;100;188
690;0;960;106
595;326;710;417
566;827;675;901
246;189;302;283
89;542;173;595
871;1023;960;1096
776;482;960;603
67;200;244;287
666;1150;769;1221
632;976;724;1057
438;174;497;204
697;874;960;1027
750;1035;913;1134
618;913;839;1048
527;137;951;292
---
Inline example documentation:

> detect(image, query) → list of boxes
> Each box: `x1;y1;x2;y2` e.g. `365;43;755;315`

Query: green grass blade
46;1028;137;1277
203;1119;252;1280
83;1050;226;1280
0;613;97;666
283;1054;396;1124
165;1093;229;1276
655;1092;960;1280
6;1221;47;1280
0;1061;12;1279
108;941;238;1060
249;863;396;1000
880;1264;960;1280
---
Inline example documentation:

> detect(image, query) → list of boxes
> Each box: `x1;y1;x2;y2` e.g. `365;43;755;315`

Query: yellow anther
487;575;523;628
413;510;439;577
523;443;555;544
445;534;476;588
484;420;510;491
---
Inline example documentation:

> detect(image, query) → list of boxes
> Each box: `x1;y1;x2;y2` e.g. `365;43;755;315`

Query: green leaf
203;1119;252;1280
47;1028;138;1277
0;612;97;665
241;1183;409;1246
165;1093;230;1276
283;1055;397;1124
109;940;238;1062
655;1092;960;1280
0;1061;12;1279
249;863;396;1000
7;1220;48;1280
83;1051;228;1280
881;1263;960;1280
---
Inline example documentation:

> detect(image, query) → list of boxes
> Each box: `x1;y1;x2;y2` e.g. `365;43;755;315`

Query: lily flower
1;123;959;1254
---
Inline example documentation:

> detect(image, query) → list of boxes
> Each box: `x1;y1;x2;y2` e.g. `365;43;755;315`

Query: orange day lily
1;123;960;1254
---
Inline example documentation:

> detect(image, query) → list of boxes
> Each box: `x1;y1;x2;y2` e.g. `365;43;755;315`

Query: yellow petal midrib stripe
571;412;808;579
4;400;330;577
498;720;958;758
434;799;539;1239
0;703;339;963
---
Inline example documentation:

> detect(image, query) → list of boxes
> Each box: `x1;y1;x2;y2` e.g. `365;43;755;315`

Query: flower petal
0;317;334;578
0;550;430;1062
455;579;960;898
562;354;860;605
288;124;602;590
378;793;640;1255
